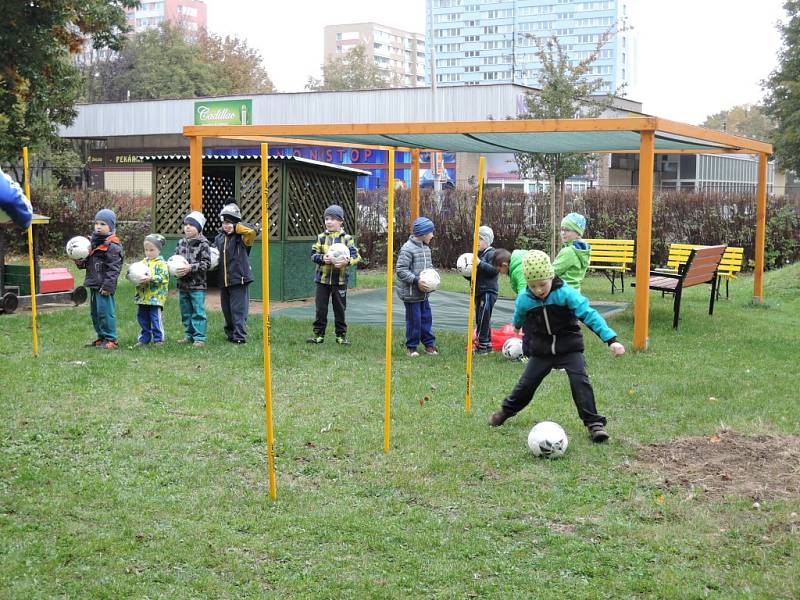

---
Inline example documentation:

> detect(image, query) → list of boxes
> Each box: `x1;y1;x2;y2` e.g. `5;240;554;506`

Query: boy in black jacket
472;226;511;355
214;203;258;344
75;209;123;349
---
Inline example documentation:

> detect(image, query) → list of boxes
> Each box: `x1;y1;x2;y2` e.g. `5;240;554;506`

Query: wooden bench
584;238;635;294
632;245;726;329
662;243;744;299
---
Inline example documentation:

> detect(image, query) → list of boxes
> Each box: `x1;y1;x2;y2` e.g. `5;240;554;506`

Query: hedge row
357;188;800;270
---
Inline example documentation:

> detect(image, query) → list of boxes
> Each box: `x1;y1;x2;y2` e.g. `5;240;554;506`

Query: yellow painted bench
584;238;635;294
662;243;744;298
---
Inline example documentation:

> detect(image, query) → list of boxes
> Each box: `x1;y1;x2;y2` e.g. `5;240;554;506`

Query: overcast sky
204;0;785;125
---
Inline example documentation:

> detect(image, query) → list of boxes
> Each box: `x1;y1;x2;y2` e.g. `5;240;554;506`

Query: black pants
475;291;497;350
501;351;606;426
313;282;347;337
221;284;250;342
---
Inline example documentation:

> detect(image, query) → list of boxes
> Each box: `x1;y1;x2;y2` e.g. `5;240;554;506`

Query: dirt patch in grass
637;429;800;500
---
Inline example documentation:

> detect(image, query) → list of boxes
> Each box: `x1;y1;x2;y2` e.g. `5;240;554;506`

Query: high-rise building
426;0;635;93
324;23;426;87
125;0;207;34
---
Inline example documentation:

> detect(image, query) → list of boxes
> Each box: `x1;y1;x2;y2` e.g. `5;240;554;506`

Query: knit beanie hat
561;212;587;236
324;204;345;222
478;225;494;245
522;250;555;281
94;208;117;231
144;233;165;250
412;217;435;236
184;210;206;232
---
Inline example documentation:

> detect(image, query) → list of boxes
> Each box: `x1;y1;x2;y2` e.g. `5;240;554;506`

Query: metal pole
261;144;277;499
23;147;38;357
384;149;396;453
464;157;485;414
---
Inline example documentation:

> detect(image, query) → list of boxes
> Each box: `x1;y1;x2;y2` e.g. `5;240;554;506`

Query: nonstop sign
194;99;252;125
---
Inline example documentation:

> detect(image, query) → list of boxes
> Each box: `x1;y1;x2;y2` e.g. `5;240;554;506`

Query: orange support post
410;149;420;223
632;131;655;351
753;153;768;304
189;136;203;211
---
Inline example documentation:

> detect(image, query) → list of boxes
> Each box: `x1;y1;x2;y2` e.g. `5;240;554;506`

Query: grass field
1;264;798;598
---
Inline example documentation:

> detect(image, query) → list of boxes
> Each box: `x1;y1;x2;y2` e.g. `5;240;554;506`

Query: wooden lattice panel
286;166;356;238
201;168;236;233
154;165;190;235
239;164;281;239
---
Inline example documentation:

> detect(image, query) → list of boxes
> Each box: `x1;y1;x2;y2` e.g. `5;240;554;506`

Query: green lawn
1;264;798;598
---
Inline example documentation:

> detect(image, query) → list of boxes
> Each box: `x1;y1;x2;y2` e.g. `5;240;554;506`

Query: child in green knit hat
553;212;591;292
488;250;624;443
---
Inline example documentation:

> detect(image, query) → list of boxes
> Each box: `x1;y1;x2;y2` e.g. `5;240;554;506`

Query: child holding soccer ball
307;204;360;346
488;250;624;442
133;234;170;347
175;211;211;347
214;203;259;344
75;209;123;349
470;225;511;355
396;216;438;357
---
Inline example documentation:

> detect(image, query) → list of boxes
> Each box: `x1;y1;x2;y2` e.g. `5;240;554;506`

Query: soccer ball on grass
527;421;569;458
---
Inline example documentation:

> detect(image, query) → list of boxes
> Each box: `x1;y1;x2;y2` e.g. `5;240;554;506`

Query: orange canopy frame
184;116;772;351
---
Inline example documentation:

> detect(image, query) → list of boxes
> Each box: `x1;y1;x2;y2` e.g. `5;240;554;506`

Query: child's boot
488;407;514;427
335;336;351;346
587;422;609;443
306;335;324;344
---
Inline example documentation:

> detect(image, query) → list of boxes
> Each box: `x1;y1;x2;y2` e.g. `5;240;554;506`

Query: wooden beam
189;136;203;211
753;152;768;303
656;118;772;154
633;131;655;351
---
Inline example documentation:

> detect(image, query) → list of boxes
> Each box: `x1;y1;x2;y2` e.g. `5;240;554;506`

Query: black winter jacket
78;234;123;294
474;246;500;295
214;223;256;287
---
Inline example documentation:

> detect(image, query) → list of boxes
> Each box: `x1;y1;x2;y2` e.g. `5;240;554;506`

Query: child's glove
609;342;625;356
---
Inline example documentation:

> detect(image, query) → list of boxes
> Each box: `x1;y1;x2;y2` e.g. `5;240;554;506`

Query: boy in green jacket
553;212;591;292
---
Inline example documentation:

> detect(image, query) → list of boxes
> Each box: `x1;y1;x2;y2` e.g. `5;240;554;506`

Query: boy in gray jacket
395;217;438;357
175;210;211;347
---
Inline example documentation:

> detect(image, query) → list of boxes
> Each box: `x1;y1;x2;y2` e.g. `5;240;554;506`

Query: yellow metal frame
184;116;772;478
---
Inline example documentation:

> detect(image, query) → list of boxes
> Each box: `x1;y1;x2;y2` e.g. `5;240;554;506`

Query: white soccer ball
209;247;220;270
527;421;569;458
418;268;440;292
126;261;151;286
65;236;91;260
326;243;350;263
167;254;190;277
502;337;524;360
456;252;474;276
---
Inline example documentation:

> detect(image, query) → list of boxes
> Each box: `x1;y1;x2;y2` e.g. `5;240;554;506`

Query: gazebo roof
138;153;371;176
182;117;772;155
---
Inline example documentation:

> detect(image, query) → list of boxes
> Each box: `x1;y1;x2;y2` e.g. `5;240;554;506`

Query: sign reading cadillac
194;99;252;125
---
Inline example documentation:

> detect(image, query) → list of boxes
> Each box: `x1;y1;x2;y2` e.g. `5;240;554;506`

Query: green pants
179;289;207;342
90;289;117;341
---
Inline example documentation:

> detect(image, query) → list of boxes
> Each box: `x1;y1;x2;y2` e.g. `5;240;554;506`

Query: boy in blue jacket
488;250;625;442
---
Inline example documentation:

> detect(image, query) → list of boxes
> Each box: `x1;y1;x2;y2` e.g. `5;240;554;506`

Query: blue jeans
179;290;207;342
404;299;435;350
137;304;165;343
90;289;117;341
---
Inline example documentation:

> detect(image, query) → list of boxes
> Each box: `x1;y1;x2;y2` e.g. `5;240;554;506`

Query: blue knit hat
95;208;117;231
324;204;345;222
561;212;586;236
412;217;434;236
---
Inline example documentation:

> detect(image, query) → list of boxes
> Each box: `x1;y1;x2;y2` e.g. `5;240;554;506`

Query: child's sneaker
84;339;104;348
153;342;164;347
306;335;324;344
133;341;147;348
517;355;529;364
587;422;609;443
475;347;492;356
335;336;351;346
488;408;513;427
176;338;192;344
424;346;439;355
100;340;119;350
193;340;205;347
406;348;420;357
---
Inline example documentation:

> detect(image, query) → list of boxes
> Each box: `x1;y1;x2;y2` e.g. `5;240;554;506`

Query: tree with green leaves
0;0;136;165
702;104;774;141
306;44;388;91
514;32;621;257
763;1;800;173
81;23;274;103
